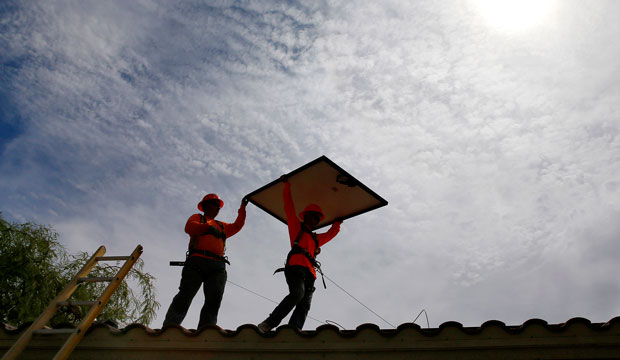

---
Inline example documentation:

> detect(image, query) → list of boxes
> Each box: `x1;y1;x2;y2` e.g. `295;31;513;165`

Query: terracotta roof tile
3;317;620;359
3;317;620;337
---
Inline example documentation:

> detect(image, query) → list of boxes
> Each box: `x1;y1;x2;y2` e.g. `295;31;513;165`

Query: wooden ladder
2;244;143;360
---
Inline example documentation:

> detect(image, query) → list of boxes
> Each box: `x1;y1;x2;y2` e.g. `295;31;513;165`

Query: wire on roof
325;320;346;330
412;309;430;328
226;279;278;305
226;279;325;325
227;276;397;329
323;274;396;328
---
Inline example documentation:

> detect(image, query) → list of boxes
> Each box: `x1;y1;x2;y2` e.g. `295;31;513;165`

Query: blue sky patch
0;93;24;155
1;0;619;331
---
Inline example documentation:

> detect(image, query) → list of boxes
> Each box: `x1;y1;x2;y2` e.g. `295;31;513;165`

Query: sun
473;0;555;33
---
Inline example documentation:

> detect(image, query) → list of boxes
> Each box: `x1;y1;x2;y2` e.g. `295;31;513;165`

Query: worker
258;175;341;332
163;193;248;328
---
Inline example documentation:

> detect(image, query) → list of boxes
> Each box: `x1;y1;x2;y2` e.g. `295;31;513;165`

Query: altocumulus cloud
1;0;620;329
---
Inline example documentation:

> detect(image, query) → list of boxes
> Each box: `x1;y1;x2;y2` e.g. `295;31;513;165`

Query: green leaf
1;212;160;327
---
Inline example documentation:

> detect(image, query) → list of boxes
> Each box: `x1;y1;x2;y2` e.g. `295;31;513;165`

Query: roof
2;317;620;359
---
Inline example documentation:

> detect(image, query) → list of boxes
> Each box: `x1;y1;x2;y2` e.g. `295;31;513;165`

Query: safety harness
187;214;230;265
274;225;327;288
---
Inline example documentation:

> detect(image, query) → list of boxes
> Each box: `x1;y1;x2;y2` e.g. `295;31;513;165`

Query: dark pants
163;256;227;328
265;265;316;329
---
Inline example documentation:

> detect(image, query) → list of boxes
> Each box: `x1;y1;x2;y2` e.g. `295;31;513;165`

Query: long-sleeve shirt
283;182;340;278
185;205;246;261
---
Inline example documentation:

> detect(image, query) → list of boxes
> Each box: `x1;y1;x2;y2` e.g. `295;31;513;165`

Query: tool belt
187;249;230;265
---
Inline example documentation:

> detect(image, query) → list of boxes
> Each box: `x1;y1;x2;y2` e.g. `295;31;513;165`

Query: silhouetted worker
163;193;248;328
258;175;341;332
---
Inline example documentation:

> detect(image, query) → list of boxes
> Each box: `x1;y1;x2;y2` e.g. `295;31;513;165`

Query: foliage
0;212;160;328
0;213;67;326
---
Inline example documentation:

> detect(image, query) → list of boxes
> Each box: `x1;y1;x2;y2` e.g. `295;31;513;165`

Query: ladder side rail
53;245;143;360
1;246;107;360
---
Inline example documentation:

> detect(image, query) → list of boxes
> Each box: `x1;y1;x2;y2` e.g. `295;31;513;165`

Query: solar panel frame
245;155;388;230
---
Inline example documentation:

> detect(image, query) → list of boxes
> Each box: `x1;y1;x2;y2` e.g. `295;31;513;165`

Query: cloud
1;0;619;329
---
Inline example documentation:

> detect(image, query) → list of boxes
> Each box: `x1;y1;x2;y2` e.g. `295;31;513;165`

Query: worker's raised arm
281;175;301;241
317;220;341;247
224;198;247;237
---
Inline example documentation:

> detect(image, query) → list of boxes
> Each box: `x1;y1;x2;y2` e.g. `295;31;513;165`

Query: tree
0;212;160;328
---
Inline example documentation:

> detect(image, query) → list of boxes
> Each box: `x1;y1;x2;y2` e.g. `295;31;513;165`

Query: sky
1;0;619;331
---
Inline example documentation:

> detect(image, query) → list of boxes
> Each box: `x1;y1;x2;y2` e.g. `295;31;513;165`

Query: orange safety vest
275;225;326;288
187;215;229;264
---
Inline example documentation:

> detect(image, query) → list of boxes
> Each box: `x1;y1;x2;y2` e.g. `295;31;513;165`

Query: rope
226;279;325;325
325;320;346;330
412;309;430;328
227;275;400;329
226;279;278;305
323;274;395;328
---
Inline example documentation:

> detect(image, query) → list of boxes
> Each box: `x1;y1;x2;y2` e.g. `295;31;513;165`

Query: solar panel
246;156;388;229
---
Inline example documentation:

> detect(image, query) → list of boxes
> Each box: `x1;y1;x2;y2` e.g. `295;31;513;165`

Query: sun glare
474;0;555;33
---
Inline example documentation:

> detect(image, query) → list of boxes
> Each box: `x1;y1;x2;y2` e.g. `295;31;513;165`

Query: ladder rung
78;276;115;283
2;245;143;360
34;328;76;335
57;301;98;307
96;256;131;261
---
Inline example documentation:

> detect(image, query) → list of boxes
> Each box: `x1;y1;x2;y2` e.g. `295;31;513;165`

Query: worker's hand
334;218;344;225
279;174;289;183
241;197;249;207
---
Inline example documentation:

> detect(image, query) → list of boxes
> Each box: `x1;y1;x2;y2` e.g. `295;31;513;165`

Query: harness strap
187;215;230;265
289;225;319;265
274;225;326;288
295;225;319;249
187;249;230;265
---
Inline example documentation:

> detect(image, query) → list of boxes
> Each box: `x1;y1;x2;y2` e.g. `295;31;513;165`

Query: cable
226;279;325;325
226;279;279;305
227;276;398;329
323;274;395;328
325;320;346;330
412;309;430;328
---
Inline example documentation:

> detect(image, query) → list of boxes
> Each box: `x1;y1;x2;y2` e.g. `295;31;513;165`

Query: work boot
257;321;273;333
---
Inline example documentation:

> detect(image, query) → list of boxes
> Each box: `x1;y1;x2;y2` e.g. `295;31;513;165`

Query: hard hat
198;193;224;211
299;203;324;221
